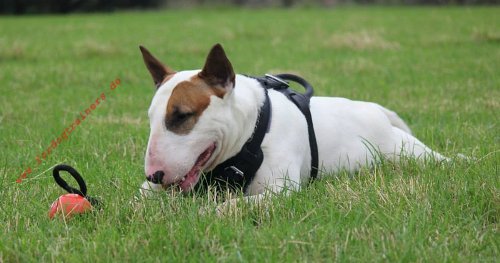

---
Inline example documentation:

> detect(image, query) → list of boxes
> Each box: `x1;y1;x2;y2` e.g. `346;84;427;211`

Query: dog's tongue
178;166;201;192
178;143;215;192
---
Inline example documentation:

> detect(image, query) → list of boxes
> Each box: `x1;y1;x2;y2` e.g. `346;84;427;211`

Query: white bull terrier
139;44;447;203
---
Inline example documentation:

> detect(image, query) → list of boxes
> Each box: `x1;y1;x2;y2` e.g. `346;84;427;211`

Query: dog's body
139;44;446;200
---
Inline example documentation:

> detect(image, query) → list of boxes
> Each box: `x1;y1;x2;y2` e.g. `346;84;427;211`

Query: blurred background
1;0;497;14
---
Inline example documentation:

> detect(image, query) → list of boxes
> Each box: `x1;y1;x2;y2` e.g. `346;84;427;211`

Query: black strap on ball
53;164;87;196
52;164;100;207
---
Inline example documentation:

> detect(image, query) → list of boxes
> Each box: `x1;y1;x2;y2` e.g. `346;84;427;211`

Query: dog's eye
165;108;195;128
174;111;195;121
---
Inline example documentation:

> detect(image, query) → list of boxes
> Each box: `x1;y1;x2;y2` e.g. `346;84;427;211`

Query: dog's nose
146;171;165;184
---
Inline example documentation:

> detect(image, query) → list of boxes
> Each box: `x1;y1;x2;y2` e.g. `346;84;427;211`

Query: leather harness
198;74;319;192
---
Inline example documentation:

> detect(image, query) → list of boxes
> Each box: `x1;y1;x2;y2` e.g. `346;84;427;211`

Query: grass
0;6;498;262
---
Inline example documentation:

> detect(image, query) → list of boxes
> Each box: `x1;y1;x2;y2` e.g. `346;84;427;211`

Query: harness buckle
225;166;244;177
265;74;289;88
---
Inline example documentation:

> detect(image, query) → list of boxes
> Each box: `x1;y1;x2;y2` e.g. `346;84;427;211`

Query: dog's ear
139;45;176;89
198;43;235;91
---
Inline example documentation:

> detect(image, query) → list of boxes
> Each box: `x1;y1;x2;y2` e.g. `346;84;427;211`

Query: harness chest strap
200;89;271;191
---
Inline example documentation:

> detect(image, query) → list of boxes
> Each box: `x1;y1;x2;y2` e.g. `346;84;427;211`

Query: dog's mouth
174;142;216;192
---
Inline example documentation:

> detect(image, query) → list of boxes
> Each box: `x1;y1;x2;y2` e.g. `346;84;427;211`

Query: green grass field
0;6;498;262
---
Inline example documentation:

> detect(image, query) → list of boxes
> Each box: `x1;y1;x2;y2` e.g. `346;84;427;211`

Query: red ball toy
49;164;99;220
48;193;93;219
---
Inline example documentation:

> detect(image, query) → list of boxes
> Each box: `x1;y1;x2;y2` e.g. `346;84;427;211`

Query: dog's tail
376;105;412;135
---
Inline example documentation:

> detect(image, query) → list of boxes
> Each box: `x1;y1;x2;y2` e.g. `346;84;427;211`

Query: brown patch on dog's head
139;45;176;89
165;78;225;134
164;44;235;135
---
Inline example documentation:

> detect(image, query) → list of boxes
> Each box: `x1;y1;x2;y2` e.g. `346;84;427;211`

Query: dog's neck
207;74;267;170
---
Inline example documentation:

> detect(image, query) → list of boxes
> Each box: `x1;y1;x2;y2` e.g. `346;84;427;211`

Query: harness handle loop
274;73;314;98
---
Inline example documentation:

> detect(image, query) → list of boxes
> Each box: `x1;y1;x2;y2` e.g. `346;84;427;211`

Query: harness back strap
255;74;319;180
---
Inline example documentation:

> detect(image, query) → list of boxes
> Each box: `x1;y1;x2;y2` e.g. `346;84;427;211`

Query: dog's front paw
198;205;214;216
138;180;163;198
215;199;241;217
198;199;240;217
197;202;229;217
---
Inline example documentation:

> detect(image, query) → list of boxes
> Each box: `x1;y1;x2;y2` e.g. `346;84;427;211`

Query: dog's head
140;44;235;192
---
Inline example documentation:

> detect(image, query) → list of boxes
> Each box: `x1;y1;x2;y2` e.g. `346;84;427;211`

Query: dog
138;43;448;205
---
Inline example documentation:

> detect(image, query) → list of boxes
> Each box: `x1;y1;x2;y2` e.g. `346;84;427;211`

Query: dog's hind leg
375;104;453;162
390;127;449;162
375;104;413;135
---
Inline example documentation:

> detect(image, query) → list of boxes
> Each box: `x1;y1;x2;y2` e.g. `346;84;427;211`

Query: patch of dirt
324;31;400;51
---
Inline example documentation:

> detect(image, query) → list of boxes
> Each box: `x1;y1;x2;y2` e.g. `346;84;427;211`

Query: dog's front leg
214;193;267;216
214;170;302;217
139;180;163;197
